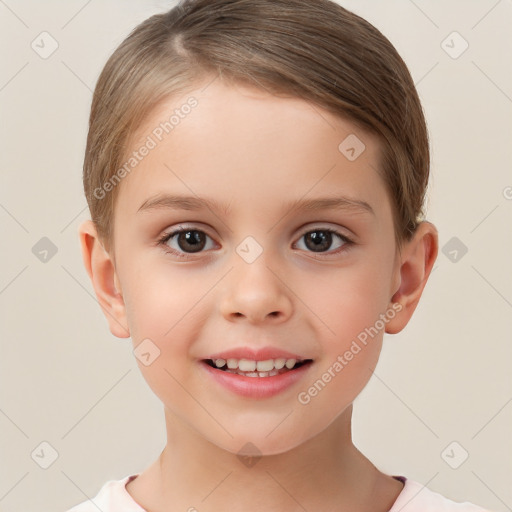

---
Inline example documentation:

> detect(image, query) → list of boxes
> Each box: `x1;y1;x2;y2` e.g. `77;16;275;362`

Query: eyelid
295;223;355;242
297;222;350;234
160;222;216;239
158;223;218;244
159;223;353;242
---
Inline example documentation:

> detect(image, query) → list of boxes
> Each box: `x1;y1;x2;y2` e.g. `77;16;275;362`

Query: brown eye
174;230;207;253
295;228;352;254
304;230;333;252
159;228;215;257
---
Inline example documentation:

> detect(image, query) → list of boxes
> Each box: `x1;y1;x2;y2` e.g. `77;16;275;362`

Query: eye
157;225;354;259
294;227;353;255
157;226;216;259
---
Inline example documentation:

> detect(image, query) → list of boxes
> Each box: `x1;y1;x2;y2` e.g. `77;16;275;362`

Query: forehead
114;79;390;226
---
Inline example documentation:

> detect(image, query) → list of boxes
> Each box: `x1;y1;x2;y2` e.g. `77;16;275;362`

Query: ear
78;220;130;338
385;221;438;334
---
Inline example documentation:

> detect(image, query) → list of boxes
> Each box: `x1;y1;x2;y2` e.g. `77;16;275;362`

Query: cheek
120;265;211;391
296;270;386;415
122;263;207;342
298;340;382;423
299;258;393;343
123;287;201;412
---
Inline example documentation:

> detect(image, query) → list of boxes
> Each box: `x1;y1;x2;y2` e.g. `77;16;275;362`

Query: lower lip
200;360;313;399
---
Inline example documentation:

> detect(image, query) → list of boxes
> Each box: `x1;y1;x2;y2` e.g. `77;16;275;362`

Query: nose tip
221;263;293;324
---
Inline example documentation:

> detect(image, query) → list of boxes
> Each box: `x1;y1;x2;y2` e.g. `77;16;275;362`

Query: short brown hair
83;0;430;254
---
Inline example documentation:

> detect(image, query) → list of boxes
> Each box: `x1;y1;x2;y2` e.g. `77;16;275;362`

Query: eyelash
157;226;354;260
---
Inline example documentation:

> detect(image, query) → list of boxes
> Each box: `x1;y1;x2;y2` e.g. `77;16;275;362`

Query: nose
219;255;293;324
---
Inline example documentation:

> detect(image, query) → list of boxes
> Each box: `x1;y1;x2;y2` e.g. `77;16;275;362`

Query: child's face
108;79;404;454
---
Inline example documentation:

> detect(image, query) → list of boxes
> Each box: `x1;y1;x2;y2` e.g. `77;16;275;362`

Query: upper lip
204;347;312;362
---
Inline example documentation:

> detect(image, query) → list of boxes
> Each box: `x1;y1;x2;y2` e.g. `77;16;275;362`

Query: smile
204;357;312;377
200;358;314;399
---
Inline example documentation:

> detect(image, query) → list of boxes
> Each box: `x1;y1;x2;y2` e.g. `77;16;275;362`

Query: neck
128;404;403;511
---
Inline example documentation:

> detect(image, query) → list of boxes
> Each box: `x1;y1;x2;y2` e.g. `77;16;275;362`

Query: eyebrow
137;194;375;216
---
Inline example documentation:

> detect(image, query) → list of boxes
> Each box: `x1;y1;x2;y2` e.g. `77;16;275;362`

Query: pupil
178;230;205;253
305;231;331;252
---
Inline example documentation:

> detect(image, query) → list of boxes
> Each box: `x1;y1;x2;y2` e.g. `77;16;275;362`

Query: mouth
202;357;314;378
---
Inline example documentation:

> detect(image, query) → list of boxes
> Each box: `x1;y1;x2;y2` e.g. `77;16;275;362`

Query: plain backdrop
0;1;511;511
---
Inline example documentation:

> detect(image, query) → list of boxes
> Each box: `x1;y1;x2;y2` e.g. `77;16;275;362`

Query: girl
68;0;491;510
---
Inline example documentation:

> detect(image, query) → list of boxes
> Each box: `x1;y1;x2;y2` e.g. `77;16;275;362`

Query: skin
79;78;438;512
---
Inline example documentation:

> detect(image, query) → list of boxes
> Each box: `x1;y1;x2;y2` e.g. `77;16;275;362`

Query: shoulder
64;474;145;512
390;477;492;512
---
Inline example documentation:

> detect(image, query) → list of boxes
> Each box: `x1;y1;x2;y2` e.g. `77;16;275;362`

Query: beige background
0;1;511;511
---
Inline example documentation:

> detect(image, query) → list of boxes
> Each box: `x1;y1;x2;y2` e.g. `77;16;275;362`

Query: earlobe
385;221;438;334
78;220;130;339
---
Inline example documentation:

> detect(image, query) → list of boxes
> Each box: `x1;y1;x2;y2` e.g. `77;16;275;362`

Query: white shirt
65;474;492;511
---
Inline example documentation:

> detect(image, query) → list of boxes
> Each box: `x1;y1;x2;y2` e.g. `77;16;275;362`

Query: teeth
224;369;281;377
256;360;274;372
238;359;256;372
212;357;304;372
274;358;286;369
